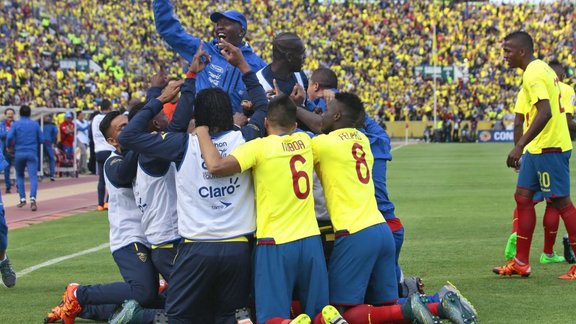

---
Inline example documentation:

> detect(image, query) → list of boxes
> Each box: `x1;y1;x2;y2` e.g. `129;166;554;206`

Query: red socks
559;204;576;256
343;304;404;323
512;207;519;233
542;204;560;255
514;194;536;264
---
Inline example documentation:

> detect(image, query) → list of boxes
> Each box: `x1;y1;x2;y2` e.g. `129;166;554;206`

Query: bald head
272;32;306;72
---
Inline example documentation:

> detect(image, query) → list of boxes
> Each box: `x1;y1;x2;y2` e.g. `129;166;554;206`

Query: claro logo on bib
198;177;240;199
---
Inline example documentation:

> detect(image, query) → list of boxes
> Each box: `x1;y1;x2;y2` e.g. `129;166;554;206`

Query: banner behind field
477;130;514;142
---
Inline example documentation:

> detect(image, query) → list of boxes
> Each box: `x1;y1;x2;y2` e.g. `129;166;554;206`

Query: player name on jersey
282;139;306;152
337;130;363;141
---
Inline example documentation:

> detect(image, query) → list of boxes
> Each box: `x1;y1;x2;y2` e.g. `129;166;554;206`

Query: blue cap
210;10;247;31
65;111;73;118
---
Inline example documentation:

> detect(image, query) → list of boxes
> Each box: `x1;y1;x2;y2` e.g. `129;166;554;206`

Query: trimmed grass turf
0;142;574;323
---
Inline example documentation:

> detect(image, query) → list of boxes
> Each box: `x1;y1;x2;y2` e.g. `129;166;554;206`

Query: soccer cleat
44;302;64;323
438;282;478;321
290;313;312;324
504;232;517;260
0;257;16;288
540;252;565;264
235;307;253;324
563;235;576;264
439;291;477;324
31;199;37;212
399;276;426;298
492;259;531;277
60;283;82;324
401;293;440;324
103;202;109;210
322;305;348;324
50;177;56;182
108;300;144;324
558;265;576;280
97;205;105;211
16;200;26;208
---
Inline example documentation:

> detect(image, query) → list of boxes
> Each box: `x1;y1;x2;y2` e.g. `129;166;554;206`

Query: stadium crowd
1;0;574;123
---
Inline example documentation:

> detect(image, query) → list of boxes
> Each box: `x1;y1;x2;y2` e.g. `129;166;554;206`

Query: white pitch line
16;243;109;278
391;144;407;152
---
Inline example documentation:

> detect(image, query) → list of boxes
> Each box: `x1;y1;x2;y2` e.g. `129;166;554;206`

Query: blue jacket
7;117;42;156
360;116;395;219
153;0;267;112
42;122;58;145
0;120;11;151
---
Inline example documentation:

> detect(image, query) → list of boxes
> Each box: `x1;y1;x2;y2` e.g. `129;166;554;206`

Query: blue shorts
255;236;328;323
329;223;397;305
518;151;571;198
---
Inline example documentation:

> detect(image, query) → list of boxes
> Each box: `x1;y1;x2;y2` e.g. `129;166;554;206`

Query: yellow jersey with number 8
312;128;385;234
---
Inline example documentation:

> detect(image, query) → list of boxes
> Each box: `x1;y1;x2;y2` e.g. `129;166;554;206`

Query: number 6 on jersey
289;154;310;199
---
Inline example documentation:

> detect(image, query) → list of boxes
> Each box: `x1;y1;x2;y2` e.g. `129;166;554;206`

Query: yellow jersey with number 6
231;132;319;245
521;59;572;154
312;128;385;234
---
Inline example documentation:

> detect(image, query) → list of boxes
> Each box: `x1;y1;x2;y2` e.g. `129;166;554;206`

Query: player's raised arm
118;80;189;163
195;126;241;176
153;0;200;62
220;39;268;140
167;43;210;133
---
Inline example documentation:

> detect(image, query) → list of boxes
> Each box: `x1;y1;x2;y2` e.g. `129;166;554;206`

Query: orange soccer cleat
60;283;82;324
44;302;64;323
492;259;531;277
559;265;576;280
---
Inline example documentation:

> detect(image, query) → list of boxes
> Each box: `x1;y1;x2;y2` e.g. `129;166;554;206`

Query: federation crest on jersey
137;252;148;262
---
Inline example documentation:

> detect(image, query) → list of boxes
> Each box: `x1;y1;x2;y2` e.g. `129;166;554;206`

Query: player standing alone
494;31;576;280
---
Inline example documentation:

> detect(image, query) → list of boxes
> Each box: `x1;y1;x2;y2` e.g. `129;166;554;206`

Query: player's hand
189;41;211;74
241;100;253;111
267;79;283;100
322;89;336;102
219;39;250;73
150;68;168;89
290;84;305;106
506;145;523;169
233;112;248;127
157;80;183;103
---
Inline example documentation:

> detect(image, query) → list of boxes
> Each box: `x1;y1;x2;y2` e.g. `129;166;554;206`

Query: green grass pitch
1;143;574;323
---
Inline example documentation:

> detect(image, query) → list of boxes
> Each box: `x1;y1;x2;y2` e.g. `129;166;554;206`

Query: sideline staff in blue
7;105;42;212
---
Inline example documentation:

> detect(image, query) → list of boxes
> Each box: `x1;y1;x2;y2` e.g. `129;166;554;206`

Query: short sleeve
523;66;550;105
231;138;261;172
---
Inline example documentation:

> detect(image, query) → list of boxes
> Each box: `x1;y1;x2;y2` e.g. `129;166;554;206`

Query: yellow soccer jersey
559;81;575;115
231;132;319;245
312;128;385;234
522;59;572;153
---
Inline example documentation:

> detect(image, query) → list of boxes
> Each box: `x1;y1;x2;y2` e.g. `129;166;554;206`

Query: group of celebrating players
41;1;576;324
